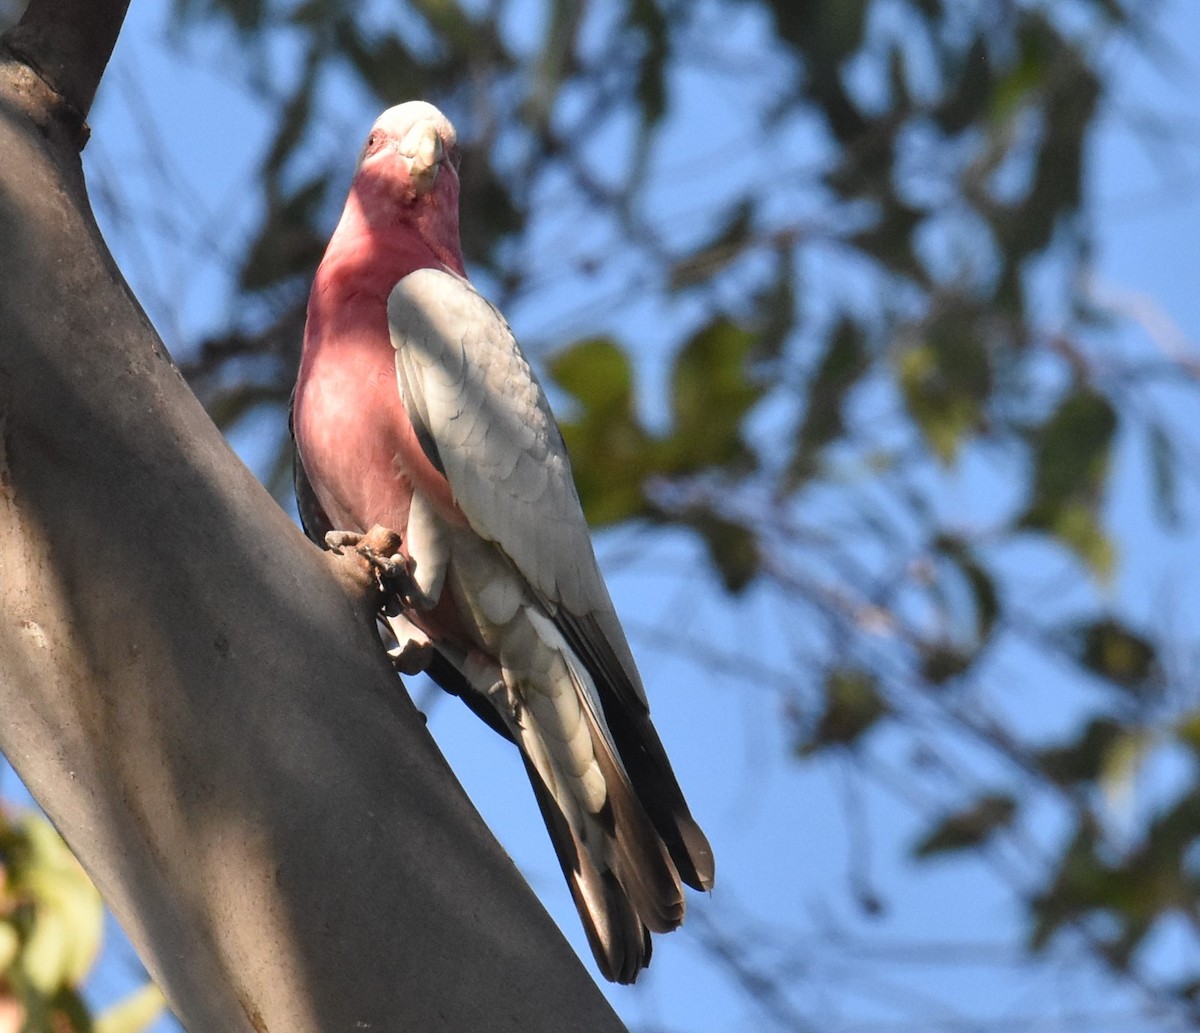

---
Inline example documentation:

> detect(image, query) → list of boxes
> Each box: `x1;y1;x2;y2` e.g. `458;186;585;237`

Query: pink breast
294;271;464;546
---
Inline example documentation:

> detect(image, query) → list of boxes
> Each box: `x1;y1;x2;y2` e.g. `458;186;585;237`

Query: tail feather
511;672;685;982
578;701;685;934
521;754;651;985
600;698;716;892
403;547;710;983
554;611;715;892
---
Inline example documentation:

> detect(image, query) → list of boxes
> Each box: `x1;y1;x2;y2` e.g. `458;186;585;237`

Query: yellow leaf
95;983;168;1033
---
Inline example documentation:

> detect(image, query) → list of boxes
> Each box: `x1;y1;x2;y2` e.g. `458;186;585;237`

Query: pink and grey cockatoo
291;101;713;983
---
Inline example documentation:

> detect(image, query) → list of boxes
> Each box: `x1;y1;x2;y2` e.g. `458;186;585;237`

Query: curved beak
399;121;445;196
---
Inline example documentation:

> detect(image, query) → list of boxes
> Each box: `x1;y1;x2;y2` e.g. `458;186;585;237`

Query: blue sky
7;1;1200;1030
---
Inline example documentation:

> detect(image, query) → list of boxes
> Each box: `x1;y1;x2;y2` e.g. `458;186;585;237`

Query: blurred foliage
551;317;764;588
913;793;1017;858
0;808;165;1033
796;668;888;755
62;0;1200;1025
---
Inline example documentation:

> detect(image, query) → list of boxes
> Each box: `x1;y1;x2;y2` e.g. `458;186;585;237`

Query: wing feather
387;268;645;702
389;266;716;894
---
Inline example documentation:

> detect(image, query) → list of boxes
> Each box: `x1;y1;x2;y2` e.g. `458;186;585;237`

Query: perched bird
291;100;713;983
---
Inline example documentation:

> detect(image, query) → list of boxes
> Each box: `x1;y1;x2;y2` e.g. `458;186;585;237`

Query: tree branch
0;29;627;1033
2;0;130;142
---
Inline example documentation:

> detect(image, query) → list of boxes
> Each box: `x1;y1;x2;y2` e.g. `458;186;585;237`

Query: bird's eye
367;132;379;149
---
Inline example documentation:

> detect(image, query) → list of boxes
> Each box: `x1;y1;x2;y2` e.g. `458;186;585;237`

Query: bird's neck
299;187;466;382
328;178;465;283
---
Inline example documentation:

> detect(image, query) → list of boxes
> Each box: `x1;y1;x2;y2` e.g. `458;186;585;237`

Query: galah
291;101;714;984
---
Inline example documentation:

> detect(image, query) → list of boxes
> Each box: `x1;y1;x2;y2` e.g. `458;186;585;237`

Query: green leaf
987;17;1100;260
666;318;761;473
850;196;924;280
553;325;763;529
17;816;104;991
95;984;167;1033
1029;817;1113;952
20;905;72;994
1176;711;1200;755
896;300;992;463
0;921;18;971
1036;717;1124;785
1021;388;1117;576
1068;618;1157;693
750;245;797;362
1033;794;1200;961
1097;729;1151;802
669;201;755;291
550;338;652;526
556;325;765;582
551;336;635;420
48;986;93;1033
932;534;999;645
920;643;973;685
786;317;869;488
685;511;759;593
798;669;888;755
988;27;1048;125
932;37;993;134
1050;502;1114;578
913;794;1016;858
624;0;670;127
1147;420;1180;526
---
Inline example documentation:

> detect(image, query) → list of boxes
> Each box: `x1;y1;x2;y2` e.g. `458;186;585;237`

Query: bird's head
356;102;460;200
348;102;465;272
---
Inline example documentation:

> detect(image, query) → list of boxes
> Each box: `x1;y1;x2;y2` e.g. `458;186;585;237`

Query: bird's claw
385;637;435;675
325;526;415;598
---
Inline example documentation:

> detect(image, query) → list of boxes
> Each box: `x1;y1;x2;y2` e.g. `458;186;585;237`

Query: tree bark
0;4;627;1031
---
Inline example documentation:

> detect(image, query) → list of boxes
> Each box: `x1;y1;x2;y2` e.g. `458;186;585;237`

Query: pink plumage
293;101;713;983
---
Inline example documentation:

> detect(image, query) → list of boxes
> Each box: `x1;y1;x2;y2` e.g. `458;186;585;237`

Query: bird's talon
321;527;415;602
386;637;435;675
324;530;362;553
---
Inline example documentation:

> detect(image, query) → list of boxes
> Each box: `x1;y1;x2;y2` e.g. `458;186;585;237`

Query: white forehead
371;101;457;145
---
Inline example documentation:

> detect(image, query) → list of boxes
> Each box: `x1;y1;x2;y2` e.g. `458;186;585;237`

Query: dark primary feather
554;609;715;891
290;394;334;546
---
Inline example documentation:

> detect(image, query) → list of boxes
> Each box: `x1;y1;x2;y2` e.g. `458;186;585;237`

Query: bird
291;100;714;984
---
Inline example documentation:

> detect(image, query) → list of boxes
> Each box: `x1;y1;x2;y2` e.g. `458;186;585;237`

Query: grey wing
386;267;647;709
389;267;715;893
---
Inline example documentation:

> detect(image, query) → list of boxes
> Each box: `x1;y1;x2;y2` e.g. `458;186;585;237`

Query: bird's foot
386;636;435;676
324;526;416;601
380;610;436;675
